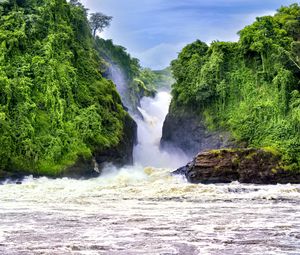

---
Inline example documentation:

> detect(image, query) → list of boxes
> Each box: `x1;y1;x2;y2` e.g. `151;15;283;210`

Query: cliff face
0;0;138;180
161;107;236;157
174;149;300;184
165;7;300;171
0;113;137;181
61;113;137;179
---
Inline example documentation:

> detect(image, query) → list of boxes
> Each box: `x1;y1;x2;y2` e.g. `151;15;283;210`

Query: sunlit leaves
0;0;127;174
171;4;300;168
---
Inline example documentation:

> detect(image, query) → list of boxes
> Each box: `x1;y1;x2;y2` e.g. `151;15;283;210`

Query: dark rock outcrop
161;107;236;157
0;170;26;183
95;113;137;167
61;113;137;178
174;148;300;184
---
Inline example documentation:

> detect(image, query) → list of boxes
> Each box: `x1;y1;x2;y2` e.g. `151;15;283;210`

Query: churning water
0;169;300;254
0;80;299;254
133;91;189;169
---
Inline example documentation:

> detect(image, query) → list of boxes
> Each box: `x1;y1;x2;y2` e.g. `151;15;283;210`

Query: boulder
0;169;28;183
174;148;300;184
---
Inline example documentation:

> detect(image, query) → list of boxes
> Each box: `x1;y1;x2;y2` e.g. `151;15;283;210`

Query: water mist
133;91;189;168
107;63;189;169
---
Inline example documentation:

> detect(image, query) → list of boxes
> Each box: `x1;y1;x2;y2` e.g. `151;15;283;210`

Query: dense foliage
95;38;171;111
171;4;300;170
0;0;129;175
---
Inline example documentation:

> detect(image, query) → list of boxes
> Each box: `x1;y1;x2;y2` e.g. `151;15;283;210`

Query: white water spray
107;62;132;112
107;63;189;169
133;91;189;168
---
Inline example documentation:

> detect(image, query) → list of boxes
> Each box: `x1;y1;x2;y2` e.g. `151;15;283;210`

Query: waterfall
133;91;189;168
108;63;188;169
106;62;133;113
107;62;188;169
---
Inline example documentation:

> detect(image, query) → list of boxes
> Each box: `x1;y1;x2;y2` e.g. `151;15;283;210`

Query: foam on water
0;90;299;254
0;170;299;254
133;91;189;168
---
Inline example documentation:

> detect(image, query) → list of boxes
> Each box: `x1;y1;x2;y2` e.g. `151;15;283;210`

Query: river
0;91;299;254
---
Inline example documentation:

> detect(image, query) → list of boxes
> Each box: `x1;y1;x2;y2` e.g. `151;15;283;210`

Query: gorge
0;77;299;254
0;0;300;254
0;86;300;254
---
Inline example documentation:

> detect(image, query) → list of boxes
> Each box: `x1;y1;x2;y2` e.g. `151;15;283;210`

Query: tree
69;0;81;6
89;12;112;37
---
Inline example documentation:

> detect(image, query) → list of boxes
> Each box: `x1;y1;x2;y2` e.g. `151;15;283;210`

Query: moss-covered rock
174;148;300;184
0;0;138;180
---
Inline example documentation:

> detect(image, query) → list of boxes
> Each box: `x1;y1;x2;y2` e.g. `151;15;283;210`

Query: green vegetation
95;38;173;111
89;12;112;38
0;0;130;175
148;67;175;89
171;4;300;170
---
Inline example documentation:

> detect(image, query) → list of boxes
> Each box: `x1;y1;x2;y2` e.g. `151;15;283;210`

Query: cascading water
0;64;299;254
106;62;133;113
133;91;189;168
107;62;189;168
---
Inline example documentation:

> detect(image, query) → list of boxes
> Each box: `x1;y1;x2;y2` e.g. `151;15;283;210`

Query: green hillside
0;0;130;175
170;4;300;170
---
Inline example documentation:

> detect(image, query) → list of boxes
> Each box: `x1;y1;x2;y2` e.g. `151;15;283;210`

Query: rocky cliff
161;107;236;156
0;114;137;182
61;113;137;179
174;148;300;184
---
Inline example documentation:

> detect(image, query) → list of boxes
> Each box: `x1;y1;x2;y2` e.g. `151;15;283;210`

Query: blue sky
81;0;297;69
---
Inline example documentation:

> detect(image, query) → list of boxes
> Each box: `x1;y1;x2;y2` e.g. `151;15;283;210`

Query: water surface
0;168;299;255
1;91;299;254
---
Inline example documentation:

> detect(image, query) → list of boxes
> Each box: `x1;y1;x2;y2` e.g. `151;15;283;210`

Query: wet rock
60;156;98;179
62;113;137;178
174;148;300;184
94;113;137;167
0;169;27;183
161;107;237;157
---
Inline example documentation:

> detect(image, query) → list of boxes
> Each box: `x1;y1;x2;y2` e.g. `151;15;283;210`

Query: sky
81;0;297;69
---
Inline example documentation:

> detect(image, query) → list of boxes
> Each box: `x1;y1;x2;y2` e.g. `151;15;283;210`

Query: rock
161;107;237;157
60;156;98;179
62;113;137;178
0;169;26;183
174;148;300;184
94;113;137;167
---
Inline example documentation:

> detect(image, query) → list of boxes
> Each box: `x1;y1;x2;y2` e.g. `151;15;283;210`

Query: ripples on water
1;91;299;254
0;166;299;255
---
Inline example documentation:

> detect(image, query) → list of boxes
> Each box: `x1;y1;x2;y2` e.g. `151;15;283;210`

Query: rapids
0;90;299;254
0;169;299;254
